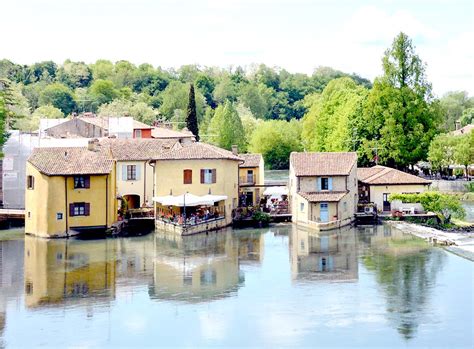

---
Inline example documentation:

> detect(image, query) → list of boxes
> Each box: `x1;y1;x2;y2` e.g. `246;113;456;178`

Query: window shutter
184;170;192;184
84;203;90;216
317;178;321;191
135;165;141;180
32;176;35;189
69;203;74;217
328;177;333;191
212;169;216;183
122;165;127;181
200;169;204;184
85;176;90;188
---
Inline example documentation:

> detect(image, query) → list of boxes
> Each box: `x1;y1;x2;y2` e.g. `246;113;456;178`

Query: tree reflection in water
360;225;446;340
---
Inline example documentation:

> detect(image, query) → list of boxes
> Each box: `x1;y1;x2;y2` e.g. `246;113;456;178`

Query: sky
0;0;473;96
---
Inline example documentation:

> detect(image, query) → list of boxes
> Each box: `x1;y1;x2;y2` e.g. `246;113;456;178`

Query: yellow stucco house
152;142;242;235
98;138;180;209
238;153;265;207
289;152;358;230
358;165;431;213
25;145;116;238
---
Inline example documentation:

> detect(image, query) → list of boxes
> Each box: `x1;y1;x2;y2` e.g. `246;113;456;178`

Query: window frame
134;129;142;138
321;177;329;191
70;202;90;217
73;175;90;189
200;169;216;184
127;165;137;181
27;175;34;190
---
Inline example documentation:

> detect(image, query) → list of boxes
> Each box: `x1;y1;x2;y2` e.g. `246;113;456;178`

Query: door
320;203;329;222
383;193;391;212
245;192;253;206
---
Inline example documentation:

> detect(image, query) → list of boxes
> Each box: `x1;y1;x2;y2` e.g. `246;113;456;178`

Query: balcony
239;175;256;185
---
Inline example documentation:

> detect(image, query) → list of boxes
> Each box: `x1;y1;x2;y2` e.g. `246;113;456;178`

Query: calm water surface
0;224;472;348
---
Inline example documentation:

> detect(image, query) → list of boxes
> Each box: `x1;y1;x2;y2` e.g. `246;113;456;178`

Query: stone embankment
387;221;474;261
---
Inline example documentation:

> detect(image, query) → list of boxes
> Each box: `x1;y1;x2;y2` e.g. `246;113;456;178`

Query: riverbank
387;220;474;261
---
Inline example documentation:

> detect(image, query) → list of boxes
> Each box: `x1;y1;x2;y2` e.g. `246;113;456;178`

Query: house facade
289;152;358;230
358;165;431;213
152;142;242;235
238;153;264;207
25;145;116;238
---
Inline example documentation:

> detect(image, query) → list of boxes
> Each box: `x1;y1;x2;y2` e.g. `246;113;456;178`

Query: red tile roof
358;165;431;185
151;127;194;139
290;152;357;176
239;154;262;168
98;138;179;161
154;142;243;161
28;147;114;176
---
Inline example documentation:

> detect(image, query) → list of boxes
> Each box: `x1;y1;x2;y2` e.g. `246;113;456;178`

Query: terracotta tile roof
151;127;194;139
80;117;109;129
154;142;243;161
298;191;348;202
290;152;357;176
133;120;153;129
28;147;114;176
358;165;431;185
239;154;262;168
98;138;179;161
450;124;473;136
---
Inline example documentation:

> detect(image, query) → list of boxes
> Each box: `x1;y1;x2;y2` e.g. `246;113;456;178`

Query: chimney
88;139;96;151
455;121;461;130
231;145;238;155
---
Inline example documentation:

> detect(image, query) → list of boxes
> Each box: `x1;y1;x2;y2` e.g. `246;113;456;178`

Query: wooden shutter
328;177;333;191
84;176;90;188
184;170;192;184
69;203;75;217
200;169;204;184
317;178;321;191
212;169;216;183
122;165;127;181
135;165;141;180
84;203;90;216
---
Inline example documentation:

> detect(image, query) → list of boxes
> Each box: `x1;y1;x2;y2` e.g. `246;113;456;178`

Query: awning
263;186;288;196
153;193;228;207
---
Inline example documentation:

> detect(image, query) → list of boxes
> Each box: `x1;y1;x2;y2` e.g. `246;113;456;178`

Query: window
300;202;305;212
73;175;90;189
134;129;142;138
27;175;34;189
321;177;329;190
183;169;192;184
57;213;63;220
200;169;216;184
69;203;90;217
343;201;348;212
127;165;137;180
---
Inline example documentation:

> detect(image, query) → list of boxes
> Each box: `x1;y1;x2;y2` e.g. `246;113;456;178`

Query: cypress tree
186;83;199;141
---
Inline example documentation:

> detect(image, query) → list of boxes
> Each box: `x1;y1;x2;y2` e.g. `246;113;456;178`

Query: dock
0;209;25;229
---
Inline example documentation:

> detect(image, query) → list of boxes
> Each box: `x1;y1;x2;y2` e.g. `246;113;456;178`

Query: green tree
208;101;246;151
39;83;76;115
428;133;455;174
15;104;64;132
88;79;119;109
90;59;114;80
186;84;199;141
159;81;206;123
459;107;474;127
248;119;302;169
439;91;473;131
453;132;474;177
57;60;92;88
302;77;368;152
0;80;12;149
98;99;157;124
358;33;440;168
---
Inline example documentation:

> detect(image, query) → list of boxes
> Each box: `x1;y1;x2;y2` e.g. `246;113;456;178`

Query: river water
0;224;472;348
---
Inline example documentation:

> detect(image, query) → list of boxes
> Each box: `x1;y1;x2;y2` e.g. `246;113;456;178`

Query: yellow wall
25;163;117;238
154;159;239;224
116;160;154;206
369;184;429;212
238;158;265;207
24;236;116;308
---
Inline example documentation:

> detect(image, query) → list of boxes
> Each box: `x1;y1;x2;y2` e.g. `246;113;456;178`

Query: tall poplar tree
186;83;199;141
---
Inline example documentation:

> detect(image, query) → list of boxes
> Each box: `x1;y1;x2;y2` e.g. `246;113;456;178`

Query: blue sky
0;0;472;96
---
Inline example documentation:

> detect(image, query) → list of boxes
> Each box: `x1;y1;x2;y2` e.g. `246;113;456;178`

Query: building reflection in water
149;229;245;302
233;230;265;264
358;224;446;340
23;236;116;308
290;224;358;282
1;238;24;347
